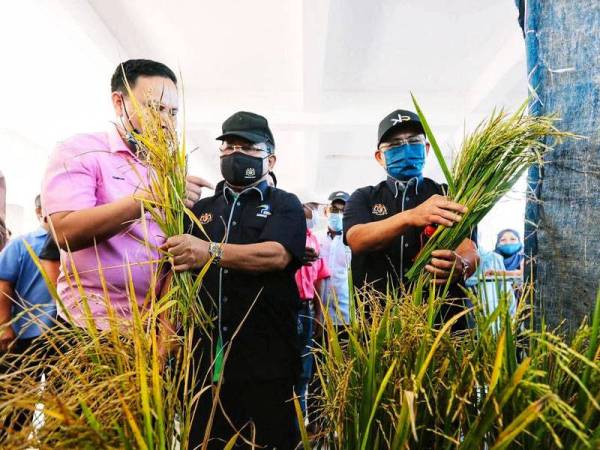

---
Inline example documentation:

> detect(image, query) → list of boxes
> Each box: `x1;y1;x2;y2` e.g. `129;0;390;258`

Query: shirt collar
32;227;48;238
385;176;421;199
218;180;269;204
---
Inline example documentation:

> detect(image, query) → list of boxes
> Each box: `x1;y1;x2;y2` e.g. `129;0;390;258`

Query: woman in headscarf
485;229;524;277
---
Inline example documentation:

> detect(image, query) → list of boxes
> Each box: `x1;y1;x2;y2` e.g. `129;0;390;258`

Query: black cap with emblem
216;111;275;151
328;191;350;203
377;109;425;146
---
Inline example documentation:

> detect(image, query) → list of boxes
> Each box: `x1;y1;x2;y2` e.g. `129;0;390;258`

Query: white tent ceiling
0;0;526;246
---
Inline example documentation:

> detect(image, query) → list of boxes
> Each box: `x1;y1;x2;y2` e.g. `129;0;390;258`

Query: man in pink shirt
42;59;209;330
294;203;330;416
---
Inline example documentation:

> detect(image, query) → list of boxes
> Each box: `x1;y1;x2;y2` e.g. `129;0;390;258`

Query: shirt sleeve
316;257;331;280
39;234;60;261
258;192;306;270
42;139;99;215
343;188;372;245
0;239;23;283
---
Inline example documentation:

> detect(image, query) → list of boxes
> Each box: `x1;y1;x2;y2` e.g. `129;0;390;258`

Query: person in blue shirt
0;195;56;354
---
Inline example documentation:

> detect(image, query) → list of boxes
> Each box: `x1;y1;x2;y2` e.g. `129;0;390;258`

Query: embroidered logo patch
390;114;411;125
257;204;271;218
372;203;388;216
199;212;213;224
245;168;256;178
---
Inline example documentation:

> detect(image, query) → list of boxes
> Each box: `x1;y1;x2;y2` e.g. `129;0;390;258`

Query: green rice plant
122;77;213;331
405;95;574;283
0;81;224;448
308;280;600;449
0;265;187;449
0;243;238;449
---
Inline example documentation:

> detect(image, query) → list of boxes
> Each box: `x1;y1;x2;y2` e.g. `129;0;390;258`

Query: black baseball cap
377;109;425;146
216;111;275;149
328;191;350;203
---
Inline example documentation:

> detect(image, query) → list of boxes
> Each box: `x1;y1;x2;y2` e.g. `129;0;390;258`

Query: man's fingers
186;175;214;190
164;235;184;249
430;215;454;227
172;253;191;266
434;208;462;224
431;249;454;259
172;264;190;272
186;181;203;195
425;264;450;278
441;199;468;214
430;257;454;270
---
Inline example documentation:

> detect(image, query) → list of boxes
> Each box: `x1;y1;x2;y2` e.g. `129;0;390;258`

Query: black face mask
220;152;267;187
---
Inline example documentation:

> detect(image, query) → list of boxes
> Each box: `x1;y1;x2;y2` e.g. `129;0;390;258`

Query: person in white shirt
317;191;352;333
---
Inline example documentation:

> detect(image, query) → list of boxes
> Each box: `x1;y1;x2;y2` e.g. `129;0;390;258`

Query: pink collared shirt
295;229;330;300
42;126;165;329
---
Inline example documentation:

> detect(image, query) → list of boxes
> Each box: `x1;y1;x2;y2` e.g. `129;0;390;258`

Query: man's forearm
0;280;14;326
50;195;142;251
220;241;292;273
346;210;414;255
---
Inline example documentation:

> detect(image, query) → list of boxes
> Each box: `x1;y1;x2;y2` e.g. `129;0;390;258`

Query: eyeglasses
378;135;425;151
219;142;271;155
328;205;344;214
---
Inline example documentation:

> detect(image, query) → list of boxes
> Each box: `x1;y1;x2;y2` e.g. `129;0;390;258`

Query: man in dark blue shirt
344;109;479;321
163;111;305;450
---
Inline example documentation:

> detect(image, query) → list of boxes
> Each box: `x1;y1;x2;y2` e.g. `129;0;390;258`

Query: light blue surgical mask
328;213;343;232
383;143;426;181
496;242;522;257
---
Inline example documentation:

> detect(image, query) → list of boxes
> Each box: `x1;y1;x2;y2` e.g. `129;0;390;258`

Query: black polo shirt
185;180;306;382
344;177;476;295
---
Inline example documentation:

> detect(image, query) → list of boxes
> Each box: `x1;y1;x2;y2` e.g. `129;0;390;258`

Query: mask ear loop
119;93;143;151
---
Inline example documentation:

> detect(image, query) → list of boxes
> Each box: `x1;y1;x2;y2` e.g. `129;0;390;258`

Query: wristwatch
208;242;224;266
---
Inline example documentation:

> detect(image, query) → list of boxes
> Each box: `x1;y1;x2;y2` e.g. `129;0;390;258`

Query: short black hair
111;59;177;94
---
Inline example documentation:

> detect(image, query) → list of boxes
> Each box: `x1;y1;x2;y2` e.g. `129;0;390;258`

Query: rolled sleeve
343;188;372;245
316;258;331;280
42;139;99;215
259;192;306;269
0;240;23;283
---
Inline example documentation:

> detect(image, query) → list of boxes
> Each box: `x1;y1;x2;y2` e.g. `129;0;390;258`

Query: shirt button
404;243;409;247
222;326;228;332
236;202;241;207
223;269;229;274
232;221;237;226
222;296;228;303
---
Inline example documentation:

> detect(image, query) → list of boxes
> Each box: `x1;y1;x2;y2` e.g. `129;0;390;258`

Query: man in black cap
343;109;479;319
318;191;352;330
162;111;305;449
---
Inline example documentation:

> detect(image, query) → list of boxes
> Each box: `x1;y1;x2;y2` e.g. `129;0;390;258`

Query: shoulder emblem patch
199;212;213;225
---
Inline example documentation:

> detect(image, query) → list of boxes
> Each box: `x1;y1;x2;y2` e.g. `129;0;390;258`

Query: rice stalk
405;96;575;283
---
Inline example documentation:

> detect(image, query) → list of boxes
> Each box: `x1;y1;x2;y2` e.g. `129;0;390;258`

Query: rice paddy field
0;97;598;449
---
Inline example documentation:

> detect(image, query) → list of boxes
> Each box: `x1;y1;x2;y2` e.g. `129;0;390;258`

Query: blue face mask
496;242;522;257
328;213;343;232
383;143;426;181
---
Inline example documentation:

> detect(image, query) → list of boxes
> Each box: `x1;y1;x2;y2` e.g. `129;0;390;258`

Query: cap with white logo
377;109;425;146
